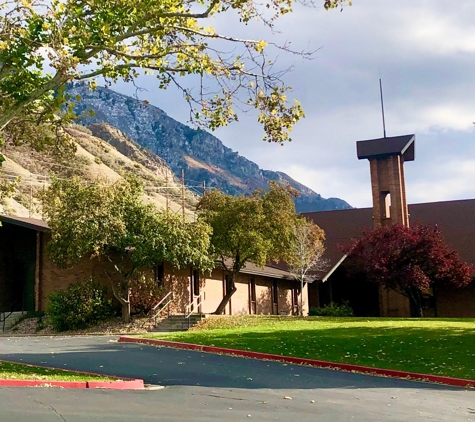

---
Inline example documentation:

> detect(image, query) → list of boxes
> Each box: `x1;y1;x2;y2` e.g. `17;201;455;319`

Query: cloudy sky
115;0;475;208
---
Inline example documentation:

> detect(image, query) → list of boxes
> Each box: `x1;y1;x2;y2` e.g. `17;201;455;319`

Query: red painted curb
0;379;144;389
0;360;144;389
0;380;86;388
119;336;475;389
87;379;145;389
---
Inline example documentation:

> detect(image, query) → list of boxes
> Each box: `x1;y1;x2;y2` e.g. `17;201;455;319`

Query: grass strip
139;316;475;380
0;360;116;382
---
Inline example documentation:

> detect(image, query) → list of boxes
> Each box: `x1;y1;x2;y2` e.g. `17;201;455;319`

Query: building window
250;278;257;314
272;281;278;314
381;191;391;219
155;263;164;286
193;269;200;296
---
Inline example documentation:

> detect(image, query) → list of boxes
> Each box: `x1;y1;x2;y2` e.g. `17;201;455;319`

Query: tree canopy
42;175;213;321
0;0;351;161
197;181;299;314
342;224;474;317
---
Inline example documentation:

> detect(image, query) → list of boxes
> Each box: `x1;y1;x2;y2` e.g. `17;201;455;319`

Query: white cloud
112;0;475;209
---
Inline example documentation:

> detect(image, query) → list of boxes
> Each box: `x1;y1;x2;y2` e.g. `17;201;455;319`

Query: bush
309;301;354;317
129;274;166;315
47;278;115;332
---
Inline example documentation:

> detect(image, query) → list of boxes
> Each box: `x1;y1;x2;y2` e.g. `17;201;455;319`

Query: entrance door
1;224;36;312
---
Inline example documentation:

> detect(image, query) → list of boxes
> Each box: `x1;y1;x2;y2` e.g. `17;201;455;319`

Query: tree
342;224;474;317
0;0;351;162
42;175;213;322
197;181;299;314
287;219;327;315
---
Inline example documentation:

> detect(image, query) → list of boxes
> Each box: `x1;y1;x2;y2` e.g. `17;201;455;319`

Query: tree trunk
213;275;237;315
120;285;131;323
122;301;131;323
106;272;131;323
407;288;423;318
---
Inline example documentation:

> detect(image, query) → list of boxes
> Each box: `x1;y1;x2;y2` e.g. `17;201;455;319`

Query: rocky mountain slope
68;84;351;212
0;124;197;219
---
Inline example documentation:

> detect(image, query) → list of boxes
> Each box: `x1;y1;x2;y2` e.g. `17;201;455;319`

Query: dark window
293;286;299;308
193;269;200;296
272;281;278;315
250;278;256;302
272;281;278;304
225;275;230;295
250;278;257;314
155;263;164;286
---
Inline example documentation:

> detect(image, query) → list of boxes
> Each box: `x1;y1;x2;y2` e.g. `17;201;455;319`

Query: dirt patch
4;316;156;336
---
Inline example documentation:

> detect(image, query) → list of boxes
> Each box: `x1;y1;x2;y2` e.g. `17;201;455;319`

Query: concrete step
1;312;25;332
151;314;207;332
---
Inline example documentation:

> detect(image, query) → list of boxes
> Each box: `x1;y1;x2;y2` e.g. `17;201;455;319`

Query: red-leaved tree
342;224;473;317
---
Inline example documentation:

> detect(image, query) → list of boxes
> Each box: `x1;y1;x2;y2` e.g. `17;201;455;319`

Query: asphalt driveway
0;336;474;421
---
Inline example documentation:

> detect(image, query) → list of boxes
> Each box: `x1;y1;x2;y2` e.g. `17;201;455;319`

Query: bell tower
357;134;415;228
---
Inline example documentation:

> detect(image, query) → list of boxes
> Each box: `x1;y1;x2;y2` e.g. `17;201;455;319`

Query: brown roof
356;134;415;161
0;215;49;232
304;198;475;278
219;259;296;281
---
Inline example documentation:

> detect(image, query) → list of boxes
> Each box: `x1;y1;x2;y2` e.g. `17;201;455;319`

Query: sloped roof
0;215;49;232
304;198;475;279
356;134;415;161
0;215;297;281
219;259;296;281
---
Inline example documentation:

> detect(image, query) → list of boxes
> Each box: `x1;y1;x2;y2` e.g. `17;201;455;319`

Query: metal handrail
152;291;173;324
185;292;205;319
1;298;24;333
152;291;173;312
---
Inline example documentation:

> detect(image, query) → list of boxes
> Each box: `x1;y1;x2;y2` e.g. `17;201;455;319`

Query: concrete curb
0;360;144;389
119;336;475;389
0;379;144;389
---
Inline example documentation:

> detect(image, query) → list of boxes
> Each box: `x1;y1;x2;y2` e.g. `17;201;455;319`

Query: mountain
0;124;197;219
68;84;352;212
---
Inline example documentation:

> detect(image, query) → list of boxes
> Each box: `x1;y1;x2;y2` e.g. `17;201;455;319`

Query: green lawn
139;316;475;380
0;360;116;381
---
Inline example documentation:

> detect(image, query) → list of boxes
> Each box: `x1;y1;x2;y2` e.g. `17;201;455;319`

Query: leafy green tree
0;0;351;161
287;219;327;315
197;181;299;314
42;175;213;322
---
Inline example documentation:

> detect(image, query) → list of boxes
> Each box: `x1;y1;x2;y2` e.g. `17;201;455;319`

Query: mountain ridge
69;84;352;212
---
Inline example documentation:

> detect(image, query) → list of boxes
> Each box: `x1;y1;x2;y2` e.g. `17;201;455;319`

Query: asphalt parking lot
0;336;474;421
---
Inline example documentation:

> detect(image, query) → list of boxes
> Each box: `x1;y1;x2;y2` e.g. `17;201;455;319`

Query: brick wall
231;275;251;315
436;283;475;317
200;272;225;315
38;232;304;316
379;286;411;317
255;278;273;314
39;233;124;311
369;155;409;229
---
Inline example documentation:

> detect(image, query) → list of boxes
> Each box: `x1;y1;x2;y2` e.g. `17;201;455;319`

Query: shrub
129;274;166;315
309;301;354;317
47;278;115;332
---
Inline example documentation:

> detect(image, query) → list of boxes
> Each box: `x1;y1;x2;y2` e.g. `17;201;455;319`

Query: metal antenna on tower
379;74;387;138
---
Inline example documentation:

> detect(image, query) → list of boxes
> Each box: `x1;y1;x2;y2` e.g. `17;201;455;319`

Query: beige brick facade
32;232;304;316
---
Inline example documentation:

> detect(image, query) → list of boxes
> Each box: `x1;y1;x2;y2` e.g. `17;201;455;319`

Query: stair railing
151;291;173;325
184;292;205;328
1;298;24;333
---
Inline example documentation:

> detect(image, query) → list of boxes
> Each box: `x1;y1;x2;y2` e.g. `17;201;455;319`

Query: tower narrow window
381;191;391;219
